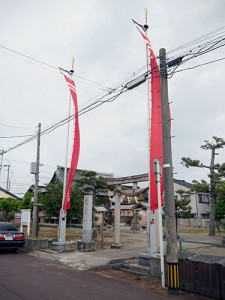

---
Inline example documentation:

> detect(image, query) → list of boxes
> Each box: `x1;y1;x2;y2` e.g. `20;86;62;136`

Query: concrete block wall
177;218;210;228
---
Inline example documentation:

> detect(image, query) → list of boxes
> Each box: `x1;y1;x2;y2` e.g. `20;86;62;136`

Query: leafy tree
174;190;192;235
175;198;192;219
75;170;110;208
0;198;21;221
67;188;83;224
21;191;33;210
21;190;45;219
174;189;192;217
215;181;225;231
43;181;83;224
181;136;225;235
191;180;209;193
42;182;63;221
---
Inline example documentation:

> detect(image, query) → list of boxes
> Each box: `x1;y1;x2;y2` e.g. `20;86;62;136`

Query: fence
179;253;225;299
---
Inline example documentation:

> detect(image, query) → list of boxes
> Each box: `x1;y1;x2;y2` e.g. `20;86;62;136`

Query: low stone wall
24;238;57;252
177;218;210;228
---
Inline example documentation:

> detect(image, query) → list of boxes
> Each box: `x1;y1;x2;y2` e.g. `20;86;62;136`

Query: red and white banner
62;75;80;210
138;29;164;211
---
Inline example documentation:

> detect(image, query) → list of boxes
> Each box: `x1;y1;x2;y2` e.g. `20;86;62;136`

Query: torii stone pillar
77;194;96;252
133;182;137;190
111;187;122;249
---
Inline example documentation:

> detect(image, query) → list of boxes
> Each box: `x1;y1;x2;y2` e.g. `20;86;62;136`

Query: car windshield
0;223;17;231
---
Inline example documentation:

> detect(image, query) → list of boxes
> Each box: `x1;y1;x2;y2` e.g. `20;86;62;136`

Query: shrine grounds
37;224;225;256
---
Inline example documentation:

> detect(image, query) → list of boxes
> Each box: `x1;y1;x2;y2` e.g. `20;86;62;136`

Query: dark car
0;222;25;251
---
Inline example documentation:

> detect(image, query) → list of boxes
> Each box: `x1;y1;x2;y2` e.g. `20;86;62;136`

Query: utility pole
5;163;10;192
0;150;4;178
159;48;179;291
32;123;41;238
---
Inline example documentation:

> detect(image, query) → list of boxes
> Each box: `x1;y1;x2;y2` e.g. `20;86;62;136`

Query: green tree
43;181;83;224
75;170;110;208
181;136;225;235
0;198;21;221
42;182;63;221
175;198;192;219
21;191;33;210
21;190;45;219
191;180;209;193
67;188;83;224
174;190;192;235
215;181;225;231
174;189;192;218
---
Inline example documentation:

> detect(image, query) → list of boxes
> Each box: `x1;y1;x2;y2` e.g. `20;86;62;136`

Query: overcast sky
0;0;225;196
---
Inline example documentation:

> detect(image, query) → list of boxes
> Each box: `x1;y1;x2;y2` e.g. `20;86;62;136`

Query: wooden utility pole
32;123;41;238
6;163;10;192
159;48;179;291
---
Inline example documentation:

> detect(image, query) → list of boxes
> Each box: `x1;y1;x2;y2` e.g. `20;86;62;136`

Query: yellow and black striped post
167;262;180;290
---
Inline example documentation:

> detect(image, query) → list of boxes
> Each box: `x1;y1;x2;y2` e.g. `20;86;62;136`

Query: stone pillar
111;188;122;249
133;182;137;190
77;194;95;252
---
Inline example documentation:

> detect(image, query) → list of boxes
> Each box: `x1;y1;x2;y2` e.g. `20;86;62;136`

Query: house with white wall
174;179;210;219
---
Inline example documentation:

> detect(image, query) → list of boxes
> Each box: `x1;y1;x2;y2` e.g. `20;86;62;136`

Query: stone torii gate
106;173;150;249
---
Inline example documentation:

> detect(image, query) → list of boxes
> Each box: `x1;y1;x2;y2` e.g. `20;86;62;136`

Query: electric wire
3;66;157;154
167;26;225;56
2;85;130;152
0;44;58;70
0;134;34;139
0;44;111;91
167;35;225;78
172;56;225;74
0;122;36;129
2;26;225;154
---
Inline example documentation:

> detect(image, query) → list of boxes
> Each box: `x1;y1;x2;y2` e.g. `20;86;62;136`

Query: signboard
20;209;31;236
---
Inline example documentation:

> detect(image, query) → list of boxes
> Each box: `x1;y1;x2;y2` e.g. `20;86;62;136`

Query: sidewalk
30;227;225;270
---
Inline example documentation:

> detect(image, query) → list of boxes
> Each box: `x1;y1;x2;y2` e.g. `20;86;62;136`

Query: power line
0;134;34;139
0;44;113;91
172;56;225;75
3;26;225;154
167;26;225;56
3;63;154;154
167;35;225;77
1;85;127;153
0;122;36;129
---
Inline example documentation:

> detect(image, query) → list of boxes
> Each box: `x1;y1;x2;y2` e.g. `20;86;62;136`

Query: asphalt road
0;250;208;300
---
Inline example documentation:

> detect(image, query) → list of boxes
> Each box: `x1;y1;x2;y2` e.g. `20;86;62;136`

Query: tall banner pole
58;58;75;243
144;8;156;255
154;159;165;289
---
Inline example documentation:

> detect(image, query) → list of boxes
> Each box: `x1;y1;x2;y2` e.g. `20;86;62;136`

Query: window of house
181;194;191;201
201;213;209;218
198;194;209;203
